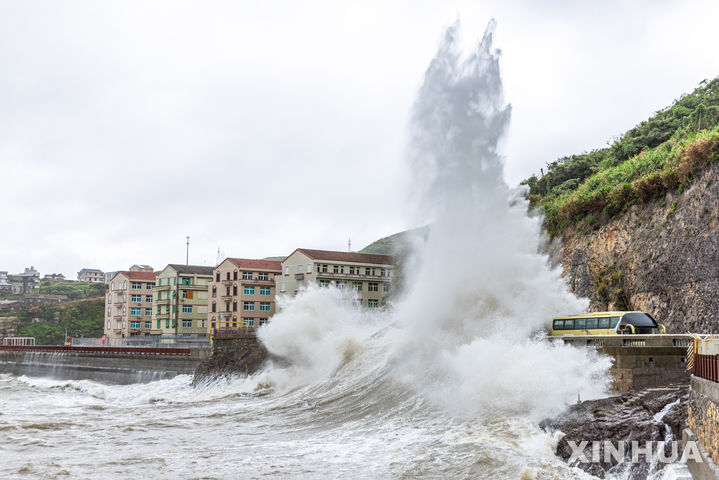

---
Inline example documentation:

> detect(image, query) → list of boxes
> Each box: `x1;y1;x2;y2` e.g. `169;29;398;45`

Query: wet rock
540;386;688;479
192;337;272;386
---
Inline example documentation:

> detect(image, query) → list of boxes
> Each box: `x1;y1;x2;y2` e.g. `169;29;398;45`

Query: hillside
359;227;428;256
524;77;719;333
17;297;105;345
523;77;719;236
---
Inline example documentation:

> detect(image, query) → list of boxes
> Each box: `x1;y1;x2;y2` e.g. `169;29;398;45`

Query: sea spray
393;20;611;419
259;20;611;420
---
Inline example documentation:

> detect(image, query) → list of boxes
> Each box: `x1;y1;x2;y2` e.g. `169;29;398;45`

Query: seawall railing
72;336;211;350
556;334;693;348
689;335;719;383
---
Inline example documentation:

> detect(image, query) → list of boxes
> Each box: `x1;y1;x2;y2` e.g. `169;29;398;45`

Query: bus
551;311;666;336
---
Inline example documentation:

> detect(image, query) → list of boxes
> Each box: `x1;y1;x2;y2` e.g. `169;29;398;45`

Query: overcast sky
2;0;718;278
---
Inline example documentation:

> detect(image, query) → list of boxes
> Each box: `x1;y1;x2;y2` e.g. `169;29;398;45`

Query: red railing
0;345;191;356
694;354;719;382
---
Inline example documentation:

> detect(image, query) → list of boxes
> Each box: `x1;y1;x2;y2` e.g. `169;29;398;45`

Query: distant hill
359;226;428;256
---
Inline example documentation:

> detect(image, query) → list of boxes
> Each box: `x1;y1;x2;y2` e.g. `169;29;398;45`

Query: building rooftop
79;268;103;273
117;271;158;281
289;248;394;265
226;258;282;271
166;264;214;276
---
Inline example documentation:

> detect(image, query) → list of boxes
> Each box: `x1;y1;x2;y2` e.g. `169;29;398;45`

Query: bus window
575;318;586;329
553;320;563;330
586;318;598;329
563;319;575;330
598;317;610;329
610;317;621;329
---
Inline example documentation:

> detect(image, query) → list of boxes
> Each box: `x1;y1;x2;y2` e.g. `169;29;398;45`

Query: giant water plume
260;21;611;419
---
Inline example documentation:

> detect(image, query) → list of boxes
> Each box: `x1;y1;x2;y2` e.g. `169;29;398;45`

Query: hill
359;227;428;256
523;77;719;236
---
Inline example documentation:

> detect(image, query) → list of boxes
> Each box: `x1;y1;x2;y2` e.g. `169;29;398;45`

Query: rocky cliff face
550;164;719;333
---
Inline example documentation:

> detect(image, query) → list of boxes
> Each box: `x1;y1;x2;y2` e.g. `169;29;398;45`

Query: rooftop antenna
186;236;190;265
216;247;222;266
348;237;351;252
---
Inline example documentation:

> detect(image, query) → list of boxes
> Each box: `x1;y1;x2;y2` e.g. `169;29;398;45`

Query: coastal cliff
549;162;719;333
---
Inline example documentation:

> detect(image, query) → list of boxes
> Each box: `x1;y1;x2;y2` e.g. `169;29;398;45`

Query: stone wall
688;375;719;477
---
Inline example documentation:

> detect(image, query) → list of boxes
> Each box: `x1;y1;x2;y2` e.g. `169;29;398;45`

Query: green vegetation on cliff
17;298;105;345
35;280;107;299
523;78;719;235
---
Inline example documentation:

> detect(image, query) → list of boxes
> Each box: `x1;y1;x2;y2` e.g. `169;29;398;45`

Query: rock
540;386;688;479
191;337;271;386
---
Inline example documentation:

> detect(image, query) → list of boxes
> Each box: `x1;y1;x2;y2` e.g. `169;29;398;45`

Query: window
233;271;238;280
131;294;142;302
107;308;111;315
157;320;161;329
232;301;237;312
610;317;621;329
212;286;216;298
181;305;193;313
383;283;390;293
368;282;378;292
352;299;362;308
367;299;379;308
233;285;238;296
165;319;169;329
575;318;586;329
298;264;303;273
321;264;328;273
226;286;231;296
123;281;127;289
349;266;355;275
144;321;151;329
598;317;610;329
585;318;598;329
243;302;255;311
244;286;255;295
130;321;140;328
258;272;269;280
182;277;191;285
260;302;271;311
242;318;255;327
306;264;312;274
144;308;152;316
259;318;268;326
212;302;216;313
182;319;192;328
156;279;161;286
122;307;126;315
319;280;330;288
260;287;271;295
242;271;253;280
182;290;194;299
284;266;289;275
157;306;161;314
146;283;153;290
145;295;152;303
216;272;220;282
333;265;339;273
280;282;286;292
131;282;142;289
107;321;110;329
352;281;362;292
336;280;346;290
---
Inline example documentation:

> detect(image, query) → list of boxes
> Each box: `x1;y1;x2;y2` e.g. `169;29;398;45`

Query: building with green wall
152;264;213;338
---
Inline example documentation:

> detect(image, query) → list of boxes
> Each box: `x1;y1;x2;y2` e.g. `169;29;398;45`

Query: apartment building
153;264;213;338
278;249;394;308
78;268;104;283
208;258;282;333
8;266;40;295
104;271;158;339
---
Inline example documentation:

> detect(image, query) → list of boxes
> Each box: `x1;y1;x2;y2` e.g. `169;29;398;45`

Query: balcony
294;273;304;280
316;271;390;281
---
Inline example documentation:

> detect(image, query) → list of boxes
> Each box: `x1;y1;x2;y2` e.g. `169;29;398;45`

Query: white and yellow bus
551;311;666;336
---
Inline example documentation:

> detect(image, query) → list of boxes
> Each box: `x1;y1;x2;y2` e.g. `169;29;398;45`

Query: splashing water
260;20;611;420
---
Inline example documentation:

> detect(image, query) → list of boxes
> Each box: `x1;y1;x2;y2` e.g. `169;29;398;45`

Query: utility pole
186;236;190;265
348;237;351;252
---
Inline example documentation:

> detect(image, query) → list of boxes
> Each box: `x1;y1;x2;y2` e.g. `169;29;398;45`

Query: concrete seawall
685;375;719;479
0;349;212;384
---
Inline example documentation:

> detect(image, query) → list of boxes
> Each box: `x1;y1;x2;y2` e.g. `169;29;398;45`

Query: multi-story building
208;258;282;333
78;268;104;283
42;273;66;283
0;271;10;292
153;264;213;338
278;249;394;308
130;264;153;273
8;266;40;295
104;271;117;283
104;271;158;339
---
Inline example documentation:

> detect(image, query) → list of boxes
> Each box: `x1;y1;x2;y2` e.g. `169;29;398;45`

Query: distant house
129;265;153;273
104;271;158;339
0;271;10;292
208;258;282;333
42;273;66;283
78;268;104;283
8;267;40;295
279;249;394;308
103;271;117;284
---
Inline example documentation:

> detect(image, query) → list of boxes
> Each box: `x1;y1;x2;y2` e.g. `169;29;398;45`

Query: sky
1;0;719;278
